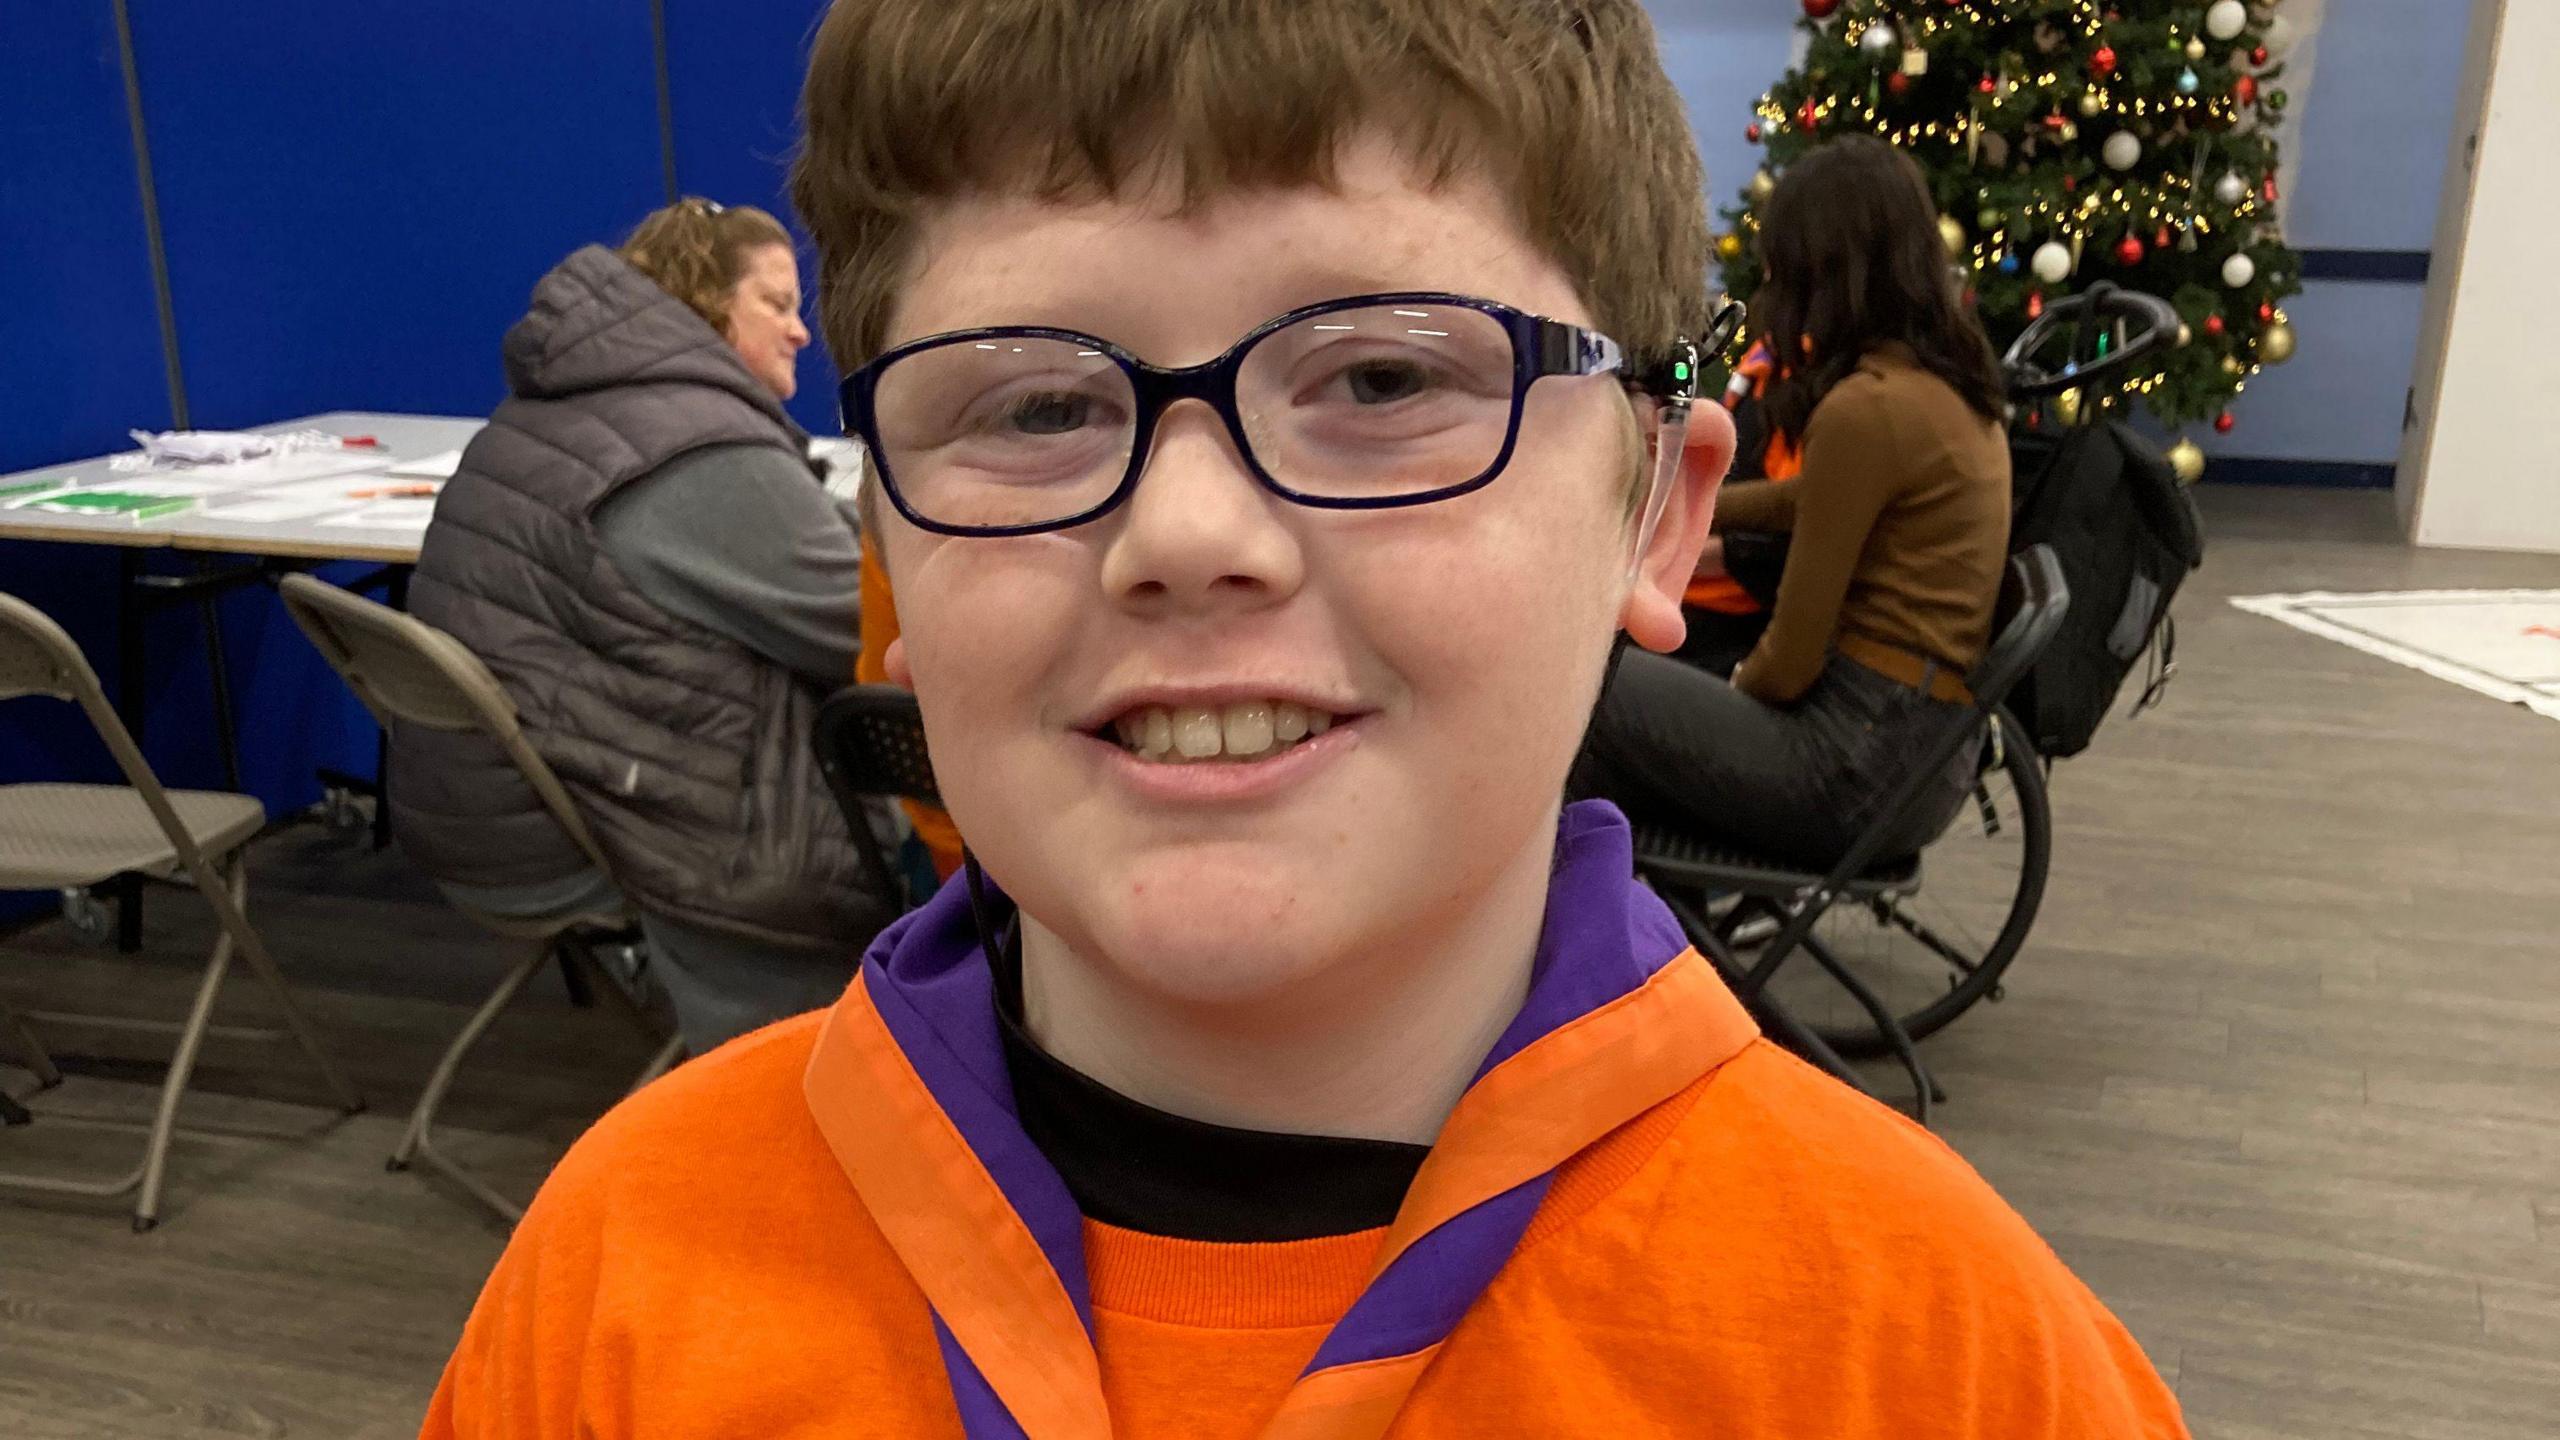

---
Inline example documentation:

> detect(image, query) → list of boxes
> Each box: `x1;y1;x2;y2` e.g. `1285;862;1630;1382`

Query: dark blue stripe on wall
2297;249;2432;284
2204;458;2397;489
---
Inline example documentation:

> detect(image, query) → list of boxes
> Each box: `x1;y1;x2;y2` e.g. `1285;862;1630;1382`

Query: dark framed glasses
840;291;1723;538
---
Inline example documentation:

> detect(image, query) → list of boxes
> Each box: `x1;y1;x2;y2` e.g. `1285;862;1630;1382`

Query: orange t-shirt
857;534;965;878
421;1014;2186;1439
1687;344;1804;615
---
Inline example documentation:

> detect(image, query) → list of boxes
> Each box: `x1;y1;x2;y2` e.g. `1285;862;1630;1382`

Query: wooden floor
4;486;2558;1436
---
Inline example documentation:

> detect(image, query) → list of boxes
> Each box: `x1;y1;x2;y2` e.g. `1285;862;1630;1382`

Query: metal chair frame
1630;546;2071;1124
0;591;366;1231
278;575;674;1224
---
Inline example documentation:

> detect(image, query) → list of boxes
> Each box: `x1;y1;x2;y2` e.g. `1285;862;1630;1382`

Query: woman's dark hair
1753;135;2007;445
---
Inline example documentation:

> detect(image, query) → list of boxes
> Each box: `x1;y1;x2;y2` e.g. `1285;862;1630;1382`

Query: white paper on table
197;495;358;525
87;475;234;498
385;449;464;479
183;450;392;488
319;498;438;531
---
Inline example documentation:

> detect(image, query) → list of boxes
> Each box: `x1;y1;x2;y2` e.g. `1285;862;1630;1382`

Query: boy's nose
1098;401;1307;617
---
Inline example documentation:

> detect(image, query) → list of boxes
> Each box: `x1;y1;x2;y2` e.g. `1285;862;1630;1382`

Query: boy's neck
1016;814;1558;1147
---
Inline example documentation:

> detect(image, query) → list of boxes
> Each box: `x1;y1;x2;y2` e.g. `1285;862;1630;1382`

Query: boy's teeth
1222;701;1274;758
1112;701;1337;762
1172;706;1223;759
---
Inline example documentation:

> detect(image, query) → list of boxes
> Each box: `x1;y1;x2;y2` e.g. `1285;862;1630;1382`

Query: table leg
198;577;243;793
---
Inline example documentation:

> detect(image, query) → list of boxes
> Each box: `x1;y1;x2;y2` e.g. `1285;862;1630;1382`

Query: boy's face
877;132;1725;1009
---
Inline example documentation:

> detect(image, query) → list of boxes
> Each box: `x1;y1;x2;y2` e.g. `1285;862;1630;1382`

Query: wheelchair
1630;285;2184;1120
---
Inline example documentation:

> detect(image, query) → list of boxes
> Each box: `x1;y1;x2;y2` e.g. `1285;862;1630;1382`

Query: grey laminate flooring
3;486;2556;1437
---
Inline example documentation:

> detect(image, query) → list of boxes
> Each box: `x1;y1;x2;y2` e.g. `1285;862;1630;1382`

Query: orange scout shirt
422;1016;2187;1439
857;533;965;877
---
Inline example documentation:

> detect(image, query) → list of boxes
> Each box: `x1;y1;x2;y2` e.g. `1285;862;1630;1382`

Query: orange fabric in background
421;1012;2189;1440
1686;342;1804;614
858;534;965;878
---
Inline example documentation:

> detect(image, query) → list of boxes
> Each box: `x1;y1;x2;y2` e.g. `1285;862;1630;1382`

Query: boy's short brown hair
791;0;1712;375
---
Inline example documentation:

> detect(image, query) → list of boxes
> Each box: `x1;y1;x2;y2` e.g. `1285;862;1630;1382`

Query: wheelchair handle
2002;282;2182;399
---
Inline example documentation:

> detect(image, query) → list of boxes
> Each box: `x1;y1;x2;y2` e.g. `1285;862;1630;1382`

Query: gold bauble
1937;214;1966;254
2078;90;2105;118
2053;387;2084;427
1748;168;1777;202
2058;120;2080;143
2185;36;2208;62
1715;232;1744;261
2167;438;2207;485
2176;321;2194;348
2260;321;2296;364
2220;354;2246;376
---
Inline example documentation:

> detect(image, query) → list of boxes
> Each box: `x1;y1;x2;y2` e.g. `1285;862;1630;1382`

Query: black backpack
2002;418;2204;758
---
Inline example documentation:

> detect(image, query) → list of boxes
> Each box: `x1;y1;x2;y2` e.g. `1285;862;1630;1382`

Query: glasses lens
870;336;1135;530
1237;302;1519;501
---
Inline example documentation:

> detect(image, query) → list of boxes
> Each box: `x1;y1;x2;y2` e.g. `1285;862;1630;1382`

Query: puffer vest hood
395;245;889;951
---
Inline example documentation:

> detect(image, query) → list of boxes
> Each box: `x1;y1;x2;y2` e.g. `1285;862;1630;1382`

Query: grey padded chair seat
0;784;265;890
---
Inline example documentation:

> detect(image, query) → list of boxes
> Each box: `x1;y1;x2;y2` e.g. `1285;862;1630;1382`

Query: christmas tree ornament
2090;45;2119;79
2268;88;2289;113
1748;168;1777;202
1799;97;1821;132
1860;22;1897;56
1746;121;1763;143
2103;130;2143;170
1888;71;1913;98
1802;0;1841;18
2155;225;2175;250
1938;214;1967;255
1999;250;2023;275
2178;66;2201;95
2222;251;2257;288
2204;313;2226;338
1978;205;2003;230
2250;44;2270;67
2186;36;2208;62
2264;173;2281;202
2214;408;2237;431
2234;74;2259;107
1902;47;1930;77
2032;239;2073;283
2256;300;2276;323
2058;119;2080;143
2167;437;2207;484
2054;388;2084;427
2204;0;2247;41
2176;320;2194;348
1716;232;1744;261
2261;321;2296;363
2219;355;2245;377
2214;170;2249;206
1977;74;1998;95
2115;233;2146;266
2026;289;2045;320
2079;90;2106;118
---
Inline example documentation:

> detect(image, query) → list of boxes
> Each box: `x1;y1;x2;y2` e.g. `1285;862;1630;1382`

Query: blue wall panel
665;0;837;434
126;0;665;426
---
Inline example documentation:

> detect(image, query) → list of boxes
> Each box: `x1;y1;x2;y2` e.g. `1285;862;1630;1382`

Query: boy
422;2;2188;1436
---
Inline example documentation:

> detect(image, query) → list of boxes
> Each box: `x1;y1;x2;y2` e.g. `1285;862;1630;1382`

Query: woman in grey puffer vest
398;198;896;1053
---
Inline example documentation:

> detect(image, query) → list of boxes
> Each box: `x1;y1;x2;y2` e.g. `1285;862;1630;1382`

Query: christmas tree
1719;0;2303;472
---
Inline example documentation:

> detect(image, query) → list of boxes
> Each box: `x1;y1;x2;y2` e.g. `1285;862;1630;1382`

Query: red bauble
2263;175;2280;202
2214;411;2236;434
1888;71;1913;98
2204;314;2227;337
2257;301;2276;323
2155;226;2174;250
1977;75;1998;95
2026;289;2045;320
2062;174;2078;192
2251;45;2270;67
2090;45;2119;78
1799;98;1821;132
1746;121;1763;143
2115;234;2146;267
1802;0;1841;17
2234;75;2259;106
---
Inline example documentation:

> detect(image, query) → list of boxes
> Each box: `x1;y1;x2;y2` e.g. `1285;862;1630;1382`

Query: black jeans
1573;650;1981;872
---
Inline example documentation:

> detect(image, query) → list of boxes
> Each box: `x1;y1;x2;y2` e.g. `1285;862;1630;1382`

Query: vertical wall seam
651;0;679;202
109;0;189;428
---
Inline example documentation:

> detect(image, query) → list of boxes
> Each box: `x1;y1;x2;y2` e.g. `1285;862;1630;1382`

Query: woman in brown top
1576;137;2011;867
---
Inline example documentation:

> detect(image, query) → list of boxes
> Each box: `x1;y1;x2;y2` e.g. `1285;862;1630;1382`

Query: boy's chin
1079;868;1372;1011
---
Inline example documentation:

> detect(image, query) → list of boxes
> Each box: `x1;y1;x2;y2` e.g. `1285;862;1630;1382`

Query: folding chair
0;591;366;1231
811;684;943;909
1629;545;2070;1124
278;575;675;1222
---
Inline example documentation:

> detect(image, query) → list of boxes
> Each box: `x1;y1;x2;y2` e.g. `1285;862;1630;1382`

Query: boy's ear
882;636;915;690
1621;402;1736;654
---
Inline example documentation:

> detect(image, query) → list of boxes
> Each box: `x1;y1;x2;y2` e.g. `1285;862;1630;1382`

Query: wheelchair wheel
1749;709;2052;1058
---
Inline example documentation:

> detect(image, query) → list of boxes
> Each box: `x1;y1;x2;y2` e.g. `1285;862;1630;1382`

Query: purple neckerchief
851;799;1692;1438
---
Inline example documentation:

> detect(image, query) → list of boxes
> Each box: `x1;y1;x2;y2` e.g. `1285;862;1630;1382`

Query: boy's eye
1341;360;1433;405
1000;391;1099;435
